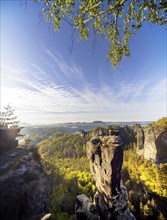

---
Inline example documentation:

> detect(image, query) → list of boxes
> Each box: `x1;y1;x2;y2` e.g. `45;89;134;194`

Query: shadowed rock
75;194;100;220
0;128;20;152
135;124;145;155
0;147;49;220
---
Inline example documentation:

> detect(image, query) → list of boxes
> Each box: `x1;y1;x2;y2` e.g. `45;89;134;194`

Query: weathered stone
76;128;136;220
0;147;49;220
135;124;145;155
41;213;52;220
86;135;123;200
75;194;100;220
144;126;167;163
135;125;167;163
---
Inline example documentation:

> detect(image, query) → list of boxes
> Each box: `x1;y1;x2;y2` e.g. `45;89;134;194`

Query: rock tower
76;128;135;220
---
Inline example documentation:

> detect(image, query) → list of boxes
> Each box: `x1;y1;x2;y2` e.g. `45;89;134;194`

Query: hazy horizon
20;120;154;127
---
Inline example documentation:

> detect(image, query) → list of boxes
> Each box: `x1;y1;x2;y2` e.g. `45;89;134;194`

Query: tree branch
83;0;126;24
89;1;103;10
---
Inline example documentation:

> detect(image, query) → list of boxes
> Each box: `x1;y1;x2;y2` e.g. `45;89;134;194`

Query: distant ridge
22;121;153;128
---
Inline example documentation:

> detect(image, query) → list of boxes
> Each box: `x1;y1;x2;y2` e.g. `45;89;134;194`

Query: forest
35;123;167;220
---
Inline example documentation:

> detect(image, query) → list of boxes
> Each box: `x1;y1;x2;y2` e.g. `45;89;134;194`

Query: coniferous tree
0;105;20;128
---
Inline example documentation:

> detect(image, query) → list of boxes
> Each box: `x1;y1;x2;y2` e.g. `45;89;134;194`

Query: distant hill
20;121;152;146
22;121;152;139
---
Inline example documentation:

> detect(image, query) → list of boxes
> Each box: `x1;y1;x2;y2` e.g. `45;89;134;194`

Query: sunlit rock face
0;147;49;220
0;128;20;152
135;125;167;163
144;126;167;163
76;128;136;220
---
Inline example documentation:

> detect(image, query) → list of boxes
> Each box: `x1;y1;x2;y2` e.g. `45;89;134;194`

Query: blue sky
1;1;166;124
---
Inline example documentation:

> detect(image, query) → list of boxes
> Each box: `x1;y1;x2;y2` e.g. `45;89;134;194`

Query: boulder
75;194;100;220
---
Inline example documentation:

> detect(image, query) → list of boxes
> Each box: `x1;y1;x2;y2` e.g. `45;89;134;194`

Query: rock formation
135;125;167;163
80;126;135;150
134;124;145;155
0;128;20;152
144;126;167;163
0;147;50;220
76;128;136;220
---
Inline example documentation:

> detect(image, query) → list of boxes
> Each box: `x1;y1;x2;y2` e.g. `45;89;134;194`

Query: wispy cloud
1;50;166;124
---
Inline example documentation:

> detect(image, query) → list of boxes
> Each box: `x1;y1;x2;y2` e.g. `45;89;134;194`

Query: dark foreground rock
0;128;20;152
76;129;135;220
0;147;50;220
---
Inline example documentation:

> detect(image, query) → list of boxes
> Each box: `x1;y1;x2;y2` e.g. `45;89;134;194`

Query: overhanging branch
83;0;126;24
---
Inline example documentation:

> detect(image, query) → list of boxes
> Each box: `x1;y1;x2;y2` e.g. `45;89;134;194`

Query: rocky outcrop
0;147;50;220
0;128;20;152
134;124;145;155
135;125;167;163
144;126;167;163
76;129;135;220
80;126;135;150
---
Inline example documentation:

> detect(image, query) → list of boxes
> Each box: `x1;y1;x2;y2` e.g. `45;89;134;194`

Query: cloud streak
1;49;166;124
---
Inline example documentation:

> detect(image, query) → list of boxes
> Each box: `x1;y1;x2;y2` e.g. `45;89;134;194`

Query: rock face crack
111;145;123;196
76;128;136;220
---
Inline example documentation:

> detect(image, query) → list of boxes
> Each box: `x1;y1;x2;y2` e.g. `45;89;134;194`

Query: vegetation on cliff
37;133;95;219
146;116;167;129
36;130;167;220
122;145;167;220
0;105;20;129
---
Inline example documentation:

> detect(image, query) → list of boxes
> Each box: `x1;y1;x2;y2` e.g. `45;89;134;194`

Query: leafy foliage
35;128;167;219
38;133;86;158
37;133;95;219
156;117;167;128
122;145;167;219
34;0;167;67
146;116;167;129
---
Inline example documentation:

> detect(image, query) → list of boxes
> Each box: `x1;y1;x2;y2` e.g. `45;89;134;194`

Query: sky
1;1;167;125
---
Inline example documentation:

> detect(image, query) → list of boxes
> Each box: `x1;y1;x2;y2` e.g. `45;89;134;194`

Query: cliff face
135;125;167;163
76;129;135;220
0;147;49;220
144;126;167;163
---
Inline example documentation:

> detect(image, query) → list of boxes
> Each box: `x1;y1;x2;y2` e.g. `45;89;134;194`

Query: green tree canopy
146;116;167;128
34;0;167;67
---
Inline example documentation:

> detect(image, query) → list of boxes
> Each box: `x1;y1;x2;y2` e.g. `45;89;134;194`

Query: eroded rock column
76;129;136;220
